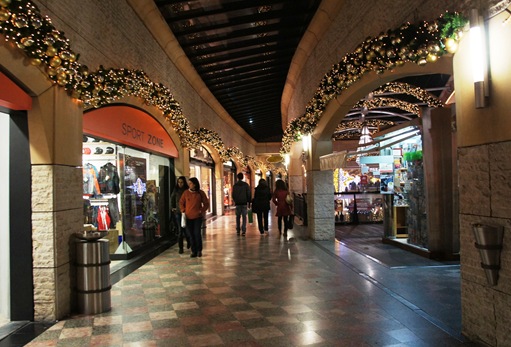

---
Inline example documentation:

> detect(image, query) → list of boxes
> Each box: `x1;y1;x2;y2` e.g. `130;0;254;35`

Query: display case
393;205;409;238
334;192;384;224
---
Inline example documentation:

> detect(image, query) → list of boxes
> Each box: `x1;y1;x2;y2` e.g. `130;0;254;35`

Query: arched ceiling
153;0;452;143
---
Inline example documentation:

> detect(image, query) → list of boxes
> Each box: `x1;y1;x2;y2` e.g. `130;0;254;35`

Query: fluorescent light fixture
470;8;488;108
302;134;311;152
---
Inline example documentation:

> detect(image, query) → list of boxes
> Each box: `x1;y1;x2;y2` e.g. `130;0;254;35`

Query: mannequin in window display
143;184;158;236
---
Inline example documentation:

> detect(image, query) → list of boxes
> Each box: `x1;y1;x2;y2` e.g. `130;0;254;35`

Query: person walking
170;176;190;254
180;177;209;257
272;179;293;238
252;178;272;235
231;172;251;236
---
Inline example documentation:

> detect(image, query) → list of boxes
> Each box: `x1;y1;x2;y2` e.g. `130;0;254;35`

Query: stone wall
32;164;83;320
459;143;511;346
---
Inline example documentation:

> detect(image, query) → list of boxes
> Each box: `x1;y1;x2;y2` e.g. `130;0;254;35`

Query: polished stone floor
8;212;480;346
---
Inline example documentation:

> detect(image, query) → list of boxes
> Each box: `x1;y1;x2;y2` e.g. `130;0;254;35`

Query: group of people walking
170;176;209;258
170;173;293;258
229;173;294;238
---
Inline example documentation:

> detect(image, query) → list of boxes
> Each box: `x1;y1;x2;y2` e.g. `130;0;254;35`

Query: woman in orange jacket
179;177;209;257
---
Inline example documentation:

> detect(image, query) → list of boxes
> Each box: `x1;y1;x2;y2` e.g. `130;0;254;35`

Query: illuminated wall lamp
470;8;489;108
301;134;311;162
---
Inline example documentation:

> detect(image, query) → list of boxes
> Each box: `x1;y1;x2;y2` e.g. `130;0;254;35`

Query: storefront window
189;147;214;215
223;160;236;209
83;136;170;255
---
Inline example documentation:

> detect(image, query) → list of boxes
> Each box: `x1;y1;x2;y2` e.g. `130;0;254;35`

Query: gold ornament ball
59;51;72;60
426;53;438;63
30;58;42;66
46;66;57;76
50;56;62;67
0;7;10;21
444;38;458;54
21;37;34;47
12;14;28;28
31;18;42;29
46;46;57;57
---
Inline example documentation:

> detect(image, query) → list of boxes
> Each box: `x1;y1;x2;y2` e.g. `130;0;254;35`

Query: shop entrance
0;110;33;327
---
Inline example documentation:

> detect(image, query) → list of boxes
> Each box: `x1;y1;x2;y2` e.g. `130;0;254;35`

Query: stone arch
0;44;53;100
314;57;453;143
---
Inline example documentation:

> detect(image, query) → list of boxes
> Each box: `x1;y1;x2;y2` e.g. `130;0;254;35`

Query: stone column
422;107;458;258
287;141;304;194
306;138;335;240
30;87;83;321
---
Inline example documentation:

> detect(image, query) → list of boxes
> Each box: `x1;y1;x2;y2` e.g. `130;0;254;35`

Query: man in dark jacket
231;172;251;235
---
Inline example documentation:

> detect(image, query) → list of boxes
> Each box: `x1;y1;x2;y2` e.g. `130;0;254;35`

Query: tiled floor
9;213;480;346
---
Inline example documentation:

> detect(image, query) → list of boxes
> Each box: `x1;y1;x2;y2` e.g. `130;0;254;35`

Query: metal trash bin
75;239;111;314
382;194;394;239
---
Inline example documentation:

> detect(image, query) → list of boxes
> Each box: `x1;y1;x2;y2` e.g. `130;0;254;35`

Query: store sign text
121;123;164;148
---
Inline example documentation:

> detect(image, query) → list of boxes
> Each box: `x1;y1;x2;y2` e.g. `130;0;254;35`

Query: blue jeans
186;218;203;254
235;205;248;233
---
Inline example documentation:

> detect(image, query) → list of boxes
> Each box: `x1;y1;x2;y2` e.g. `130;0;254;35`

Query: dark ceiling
155;0;321;142
154;0;451;144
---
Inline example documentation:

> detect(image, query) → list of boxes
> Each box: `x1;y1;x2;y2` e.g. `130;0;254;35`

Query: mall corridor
12;213;476;346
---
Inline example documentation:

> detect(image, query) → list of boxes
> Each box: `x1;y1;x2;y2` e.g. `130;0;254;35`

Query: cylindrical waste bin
382;194;394;239
76;239;111;314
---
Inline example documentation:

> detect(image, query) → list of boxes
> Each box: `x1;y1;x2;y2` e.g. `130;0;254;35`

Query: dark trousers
278;215;291;234
174;213;190;250
256;210;269;233
186;218;203;255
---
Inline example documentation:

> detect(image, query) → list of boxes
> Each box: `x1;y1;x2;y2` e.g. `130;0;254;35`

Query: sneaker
190;253;197;258
198;251;202;257
242;233;246;236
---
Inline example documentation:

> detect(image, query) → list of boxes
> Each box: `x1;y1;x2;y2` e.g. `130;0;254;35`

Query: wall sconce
301;134;311;163
470;8;489;108
472;223;503;286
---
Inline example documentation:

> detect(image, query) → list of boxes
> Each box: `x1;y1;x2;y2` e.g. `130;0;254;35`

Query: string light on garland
372;82;444;107
280;11;467;154
334;119;394;140
355;97;421;115
0;0;286;177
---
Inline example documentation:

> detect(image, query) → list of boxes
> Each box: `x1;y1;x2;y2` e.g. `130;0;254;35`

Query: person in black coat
252;179;272;235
